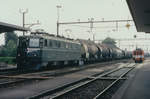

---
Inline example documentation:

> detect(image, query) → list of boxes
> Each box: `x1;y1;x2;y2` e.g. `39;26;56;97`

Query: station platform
112;59;150;99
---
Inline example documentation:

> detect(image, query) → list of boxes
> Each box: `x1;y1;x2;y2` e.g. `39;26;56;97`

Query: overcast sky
0;0;150;51
0;0;132;30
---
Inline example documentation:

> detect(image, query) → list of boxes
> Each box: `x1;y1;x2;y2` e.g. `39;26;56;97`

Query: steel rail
0;79;26;87
28;78;92;99
0;78;45;88
50;64;135;99
28;66;123;99
93;66;135;99
27;63;134;99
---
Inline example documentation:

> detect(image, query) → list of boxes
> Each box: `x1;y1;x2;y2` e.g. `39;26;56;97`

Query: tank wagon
16;32;131;70
78;39;100;62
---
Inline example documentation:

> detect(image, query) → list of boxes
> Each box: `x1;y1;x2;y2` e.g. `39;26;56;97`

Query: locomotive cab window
29;38;40;48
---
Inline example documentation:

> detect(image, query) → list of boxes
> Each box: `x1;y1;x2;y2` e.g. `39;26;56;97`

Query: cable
62;24;135;29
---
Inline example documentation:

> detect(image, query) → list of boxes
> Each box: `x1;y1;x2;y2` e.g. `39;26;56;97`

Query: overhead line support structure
96;38;150;42
57;19;133;36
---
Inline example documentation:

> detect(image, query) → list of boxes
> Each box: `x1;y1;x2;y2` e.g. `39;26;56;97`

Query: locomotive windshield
29;38;40;47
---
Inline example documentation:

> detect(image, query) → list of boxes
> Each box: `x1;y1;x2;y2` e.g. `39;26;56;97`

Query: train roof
77;39;97;45
20;32;80;44
102;44;118;49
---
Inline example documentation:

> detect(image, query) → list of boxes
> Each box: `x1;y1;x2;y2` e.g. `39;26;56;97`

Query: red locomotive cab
133;48;144;63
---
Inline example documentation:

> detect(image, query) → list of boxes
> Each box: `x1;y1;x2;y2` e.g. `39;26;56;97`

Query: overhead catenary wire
61;24;135;29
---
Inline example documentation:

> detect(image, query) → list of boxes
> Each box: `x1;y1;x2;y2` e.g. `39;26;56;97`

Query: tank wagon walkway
112;59;150;99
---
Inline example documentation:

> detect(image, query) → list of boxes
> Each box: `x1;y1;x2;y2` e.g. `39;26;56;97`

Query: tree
0;40;17;57
5;40;17;56
102;37;116;46
0;32;18;57
0;46;5;56
5;32;18;46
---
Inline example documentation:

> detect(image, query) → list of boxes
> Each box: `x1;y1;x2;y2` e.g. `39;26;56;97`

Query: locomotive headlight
34;54;37;56
26;48;39;57
27;52;38;57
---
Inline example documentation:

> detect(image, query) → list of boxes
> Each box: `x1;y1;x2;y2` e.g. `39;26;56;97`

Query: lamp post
56;5;62;36
19;9;28;35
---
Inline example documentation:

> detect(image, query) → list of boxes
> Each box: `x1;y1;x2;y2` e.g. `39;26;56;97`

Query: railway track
0;62;123;89
28;63;135;99
0;76;47;89
0;60;131;92
0;59;131;76
0;68;18;75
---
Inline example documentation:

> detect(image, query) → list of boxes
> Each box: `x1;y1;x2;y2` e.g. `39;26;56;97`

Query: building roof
126;0;150;33
0;21;29;33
